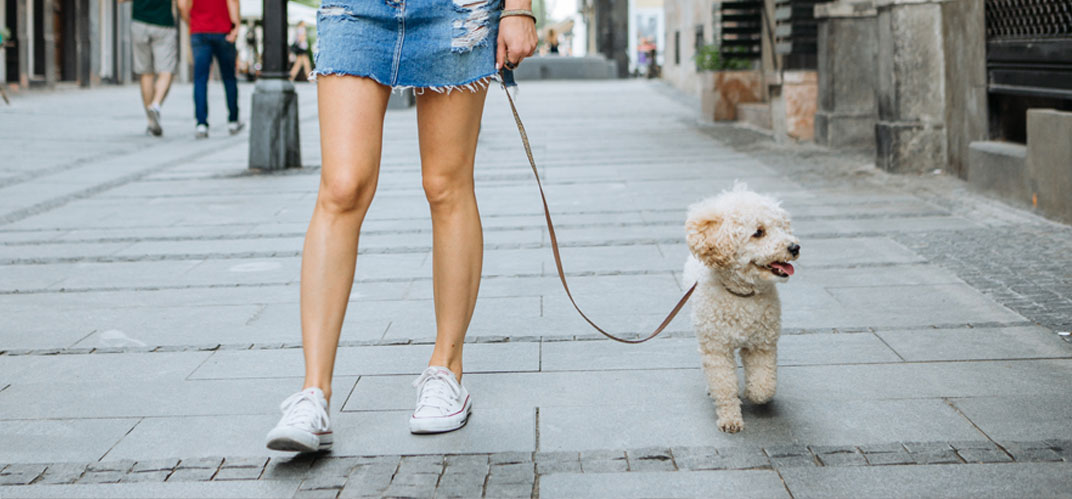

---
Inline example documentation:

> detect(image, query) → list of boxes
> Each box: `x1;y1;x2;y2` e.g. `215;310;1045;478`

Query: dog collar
722;285;756;298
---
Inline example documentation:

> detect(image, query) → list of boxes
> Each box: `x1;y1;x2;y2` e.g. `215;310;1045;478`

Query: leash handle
498;74;696;344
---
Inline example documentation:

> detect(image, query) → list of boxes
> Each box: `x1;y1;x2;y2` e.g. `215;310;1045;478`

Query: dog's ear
686;215;734;268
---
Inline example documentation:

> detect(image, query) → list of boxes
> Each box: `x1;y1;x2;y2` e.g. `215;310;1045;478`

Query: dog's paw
717;417;744;433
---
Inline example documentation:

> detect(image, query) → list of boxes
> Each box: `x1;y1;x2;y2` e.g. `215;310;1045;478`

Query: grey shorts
132;21;177;74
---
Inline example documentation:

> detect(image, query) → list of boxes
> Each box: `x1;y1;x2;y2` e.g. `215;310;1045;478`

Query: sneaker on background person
228;121;245;135
146;104;163;136
195;124;209;139
266;387;332;453
410;366;472;434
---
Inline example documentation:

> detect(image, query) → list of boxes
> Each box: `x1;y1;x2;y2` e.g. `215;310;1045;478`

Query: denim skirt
313;0;502;91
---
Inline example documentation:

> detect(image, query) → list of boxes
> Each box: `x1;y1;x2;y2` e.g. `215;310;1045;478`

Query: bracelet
501;9;537;23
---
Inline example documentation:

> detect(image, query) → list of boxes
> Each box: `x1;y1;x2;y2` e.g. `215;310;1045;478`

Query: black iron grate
774;0;819;69
985;0;1072;41
718;0;763;59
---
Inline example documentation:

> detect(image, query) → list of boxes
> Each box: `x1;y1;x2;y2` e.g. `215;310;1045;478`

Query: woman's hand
496;15;538;71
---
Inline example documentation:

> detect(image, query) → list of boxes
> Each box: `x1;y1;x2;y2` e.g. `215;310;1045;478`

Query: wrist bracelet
501;9;537;23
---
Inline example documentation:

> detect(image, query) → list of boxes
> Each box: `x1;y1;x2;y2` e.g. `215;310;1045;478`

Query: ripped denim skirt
312;0;502;92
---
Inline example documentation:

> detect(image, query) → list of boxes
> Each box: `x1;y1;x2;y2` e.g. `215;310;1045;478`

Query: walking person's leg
212;35;242;131
191;34;212;136
132;21;161;136
408;86;488;434
266;75;391;452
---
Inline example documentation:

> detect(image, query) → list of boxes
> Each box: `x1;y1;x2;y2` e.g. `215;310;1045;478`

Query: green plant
694;44;752;71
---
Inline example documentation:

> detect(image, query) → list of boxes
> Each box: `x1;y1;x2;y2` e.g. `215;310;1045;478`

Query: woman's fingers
496;32;507;70
499;16;538;68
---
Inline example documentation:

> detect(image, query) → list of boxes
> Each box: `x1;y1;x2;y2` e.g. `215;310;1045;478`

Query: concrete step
736;102;772;130
966;140;1029;203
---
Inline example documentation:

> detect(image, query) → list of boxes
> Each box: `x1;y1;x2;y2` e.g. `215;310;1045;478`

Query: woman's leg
301;75;392;402
416;87;489;381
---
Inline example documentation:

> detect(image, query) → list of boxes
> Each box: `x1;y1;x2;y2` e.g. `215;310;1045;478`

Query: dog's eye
753;228;765;238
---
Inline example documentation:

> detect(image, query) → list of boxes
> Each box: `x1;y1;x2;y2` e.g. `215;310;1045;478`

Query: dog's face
686;186;800;284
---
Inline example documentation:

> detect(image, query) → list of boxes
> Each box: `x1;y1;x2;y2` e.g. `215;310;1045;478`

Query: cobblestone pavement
1;80;1071;498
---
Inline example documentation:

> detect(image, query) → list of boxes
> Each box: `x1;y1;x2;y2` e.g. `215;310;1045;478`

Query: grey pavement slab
0;418;138;463
779;463;1072;498
0;480;303;498
539;470;790;498
538;399;984;452
0;377;358;419
875;325;1072;361
538;334;900;372
189;342;539;379
0;351;210;384
951;396;1072;442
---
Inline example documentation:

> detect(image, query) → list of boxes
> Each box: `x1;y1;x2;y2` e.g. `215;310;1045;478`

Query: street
1;79;1071;498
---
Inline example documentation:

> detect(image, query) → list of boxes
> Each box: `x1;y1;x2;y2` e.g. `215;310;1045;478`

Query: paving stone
166;467;217;481
580;450;629;473
38;463;87;484
86;459;135;472
769;455;818;468
864;451;915;466
910;449;962;465
1007;447;1064;462
0;463;47;485
902;441;953;453
858;443;906;453
948;441;998;451
263;455;317;480
764;445;812;458
214;466;264;480
119;470;171;482
300;475;348;490
78;470;125;483
293;488;342;499
382;472;438;499
489;462;535;485
222;456;269;469
957;448;1013;464
131;458;180;472
484;481;534;499
178;456;224;469
489;451;532;465
308;457;363;478
339;465;394;498
670;446;719;471
626;447;675;472
534;451;581;474
435;472;487;498
444;454;489;469
816;451;868;467
397;455;443;475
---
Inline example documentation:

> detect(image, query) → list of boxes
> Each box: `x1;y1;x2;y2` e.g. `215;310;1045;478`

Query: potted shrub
695;45;762;121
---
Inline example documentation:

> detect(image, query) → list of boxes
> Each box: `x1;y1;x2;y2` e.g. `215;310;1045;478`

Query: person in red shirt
177;0;243;138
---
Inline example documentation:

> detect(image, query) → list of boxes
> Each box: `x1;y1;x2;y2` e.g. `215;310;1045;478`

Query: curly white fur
683;183;800;433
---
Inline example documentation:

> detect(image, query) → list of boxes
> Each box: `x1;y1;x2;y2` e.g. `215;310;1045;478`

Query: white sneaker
228;121;245;135
265;387;332;452
145;105;163;136
410;366;472;434
195;124;208;139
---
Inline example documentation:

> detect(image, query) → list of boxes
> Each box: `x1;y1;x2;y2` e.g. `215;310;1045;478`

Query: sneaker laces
412;368;461;415
279;390;328;430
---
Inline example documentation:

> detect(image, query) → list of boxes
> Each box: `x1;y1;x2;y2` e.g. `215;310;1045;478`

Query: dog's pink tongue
771;262;795;276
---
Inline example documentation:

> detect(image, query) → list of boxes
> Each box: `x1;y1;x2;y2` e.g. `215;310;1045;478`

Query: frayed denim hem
308;69;513;95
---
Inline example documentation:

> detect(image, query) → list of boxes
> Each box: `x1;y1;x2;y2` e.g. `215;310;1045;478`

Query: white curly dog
683;184;800;433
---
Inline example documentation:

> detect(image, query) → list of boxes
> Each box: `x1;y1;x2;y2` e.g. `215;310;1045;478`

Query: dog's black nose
788;243;800;256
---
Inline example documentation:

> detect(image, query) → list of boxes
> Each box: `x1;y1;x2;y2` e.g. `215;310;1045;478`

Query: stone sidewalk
1;79;1071;498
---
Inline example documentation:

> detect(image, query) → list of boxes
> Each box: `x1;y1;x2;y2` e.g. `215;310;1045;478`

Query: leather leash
498;74;697;344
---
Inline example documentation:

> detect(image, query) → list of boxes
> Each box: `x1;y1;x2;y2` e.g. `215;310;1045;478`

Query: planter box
700;70;764;121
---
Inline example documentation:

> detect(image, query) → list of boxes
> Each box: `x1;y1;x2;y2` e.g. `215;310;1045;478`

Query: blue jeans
191;33;238;126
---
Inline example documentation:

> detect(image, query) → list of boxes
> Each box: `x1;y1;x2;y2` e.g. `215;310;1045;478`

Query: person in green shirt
121;0;178;136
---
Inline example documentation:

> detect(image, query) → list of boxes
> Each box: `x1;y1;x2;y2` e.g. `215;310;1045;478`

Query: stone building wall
662;0;715;96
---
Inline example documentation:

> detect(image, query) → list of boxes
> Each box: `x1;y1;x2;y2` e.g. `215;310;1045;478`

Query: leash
498;73;697;344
